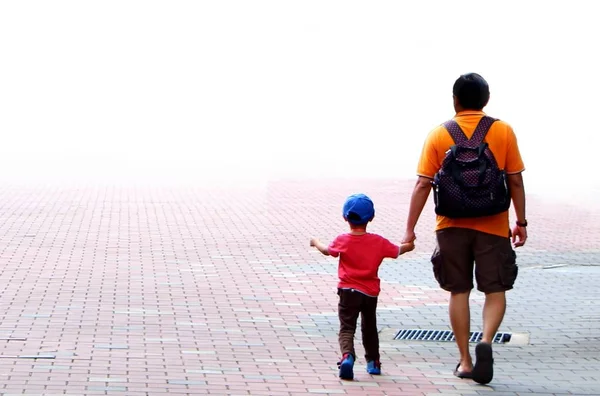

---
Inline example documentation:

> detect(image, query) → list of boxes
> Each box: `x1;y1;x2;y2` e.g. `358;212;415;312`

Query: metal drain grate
394;329;511;344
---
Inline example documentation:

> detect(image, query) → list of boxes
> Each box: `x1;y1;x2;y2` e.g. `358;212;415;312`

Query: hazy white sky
1;1;598;196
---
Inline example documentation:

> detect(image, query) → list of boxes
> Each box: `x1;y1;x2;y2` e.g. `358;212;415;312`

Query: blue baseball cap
343;193;375;225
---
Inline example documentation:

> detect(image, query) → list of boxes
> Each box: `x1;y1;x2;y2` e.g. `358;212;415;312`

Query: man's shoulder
488;118;517;143
490;117;513;130
424;122;449;141
431;120;450;132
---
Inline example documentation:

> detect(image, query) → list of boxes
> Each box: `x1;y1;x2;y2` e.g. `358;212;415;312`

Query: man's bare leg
482;291;506;343
471;291;506;384
449;291;472;372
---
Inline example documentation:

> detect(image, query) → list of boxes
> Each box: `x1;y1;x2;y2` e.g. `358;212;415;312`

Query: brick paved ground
0;178;598;395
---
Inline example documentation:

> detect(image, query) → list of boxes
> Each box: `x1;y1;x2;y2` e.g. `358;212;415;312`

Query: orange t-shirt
417;111;525;237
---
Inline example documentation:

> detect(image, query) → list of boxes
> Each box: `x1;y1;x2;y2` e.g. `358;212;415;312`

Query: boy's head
343;193;375;227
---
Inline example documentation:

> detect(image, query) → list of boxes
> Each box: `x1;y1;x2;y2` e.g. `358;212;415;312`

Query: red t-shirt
328;233;400;297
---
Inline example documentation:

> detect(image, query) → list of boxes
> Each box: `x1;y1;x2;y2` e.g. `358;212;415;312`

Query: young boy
310;193;415;380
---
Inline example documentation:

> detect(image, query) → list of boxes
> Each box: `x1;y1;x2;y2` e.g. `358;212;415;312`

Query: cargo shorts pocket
499;249;518;289
431;248;445;287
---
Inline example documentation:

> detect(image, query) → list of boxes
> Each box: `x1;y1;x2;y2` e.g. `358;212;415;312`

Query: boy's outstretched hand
310;237;330;256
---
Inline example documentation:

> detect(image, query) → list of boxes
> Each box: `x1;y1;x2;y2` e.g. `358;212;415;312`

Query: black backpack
432;116;511;218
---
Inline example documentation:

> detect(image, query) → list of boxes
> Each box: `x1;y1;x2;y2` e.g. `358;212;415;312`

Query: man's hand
310;238;319;247
511;225;527;248
508;172;527;248
401;230;416;245
402;177;432;246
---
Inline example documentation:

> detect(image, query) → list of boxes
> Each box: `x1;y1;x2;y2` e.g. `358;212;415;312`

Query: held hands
400;240;415;255
400;230;417;255
401;230;416;245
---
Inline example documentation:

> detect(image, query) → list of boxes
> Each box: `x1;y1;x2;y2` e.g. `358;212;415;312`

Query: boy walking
310;193;414;380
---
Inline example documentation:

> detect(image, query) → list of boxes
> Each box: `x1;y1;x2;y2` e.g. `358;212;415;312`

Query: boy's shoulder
366;232;393;241
333;232;351;240
345;233;394;244
334;233;394;243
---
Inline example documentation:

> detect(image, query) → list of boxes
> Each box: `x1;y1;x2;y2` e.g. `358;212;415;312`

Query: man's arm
508;172;527;247
508;172;526;223
402;176;433;243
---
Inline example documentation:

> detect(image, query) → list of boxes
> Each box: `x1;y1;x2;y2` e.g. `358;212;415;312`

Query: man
402;73;527;384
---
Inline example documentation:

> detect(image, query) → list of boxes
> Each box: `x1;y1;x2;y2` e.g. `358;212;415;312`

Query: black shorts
431;227;518;293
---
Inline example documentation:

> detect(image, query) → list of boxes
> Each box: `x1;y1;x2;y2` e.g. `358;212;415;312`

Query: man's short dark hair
453;73;490;110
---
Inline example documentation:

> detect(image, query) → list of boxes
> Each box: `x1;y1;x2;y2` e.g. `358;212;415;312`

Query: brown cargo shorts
431;227;518;294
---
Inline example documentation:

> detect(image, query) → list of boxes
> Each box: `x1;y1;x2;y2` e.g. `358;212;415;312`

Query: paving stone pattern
0;179;598;395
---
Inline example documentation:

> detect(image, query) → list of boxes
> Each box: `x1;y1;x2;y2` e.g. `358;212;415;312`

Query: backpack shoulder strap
469;116;498;145
443;120;468;144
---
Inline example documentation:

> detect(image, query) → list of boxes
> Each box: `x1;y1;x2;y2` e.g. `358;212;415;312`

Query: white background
1;1;598;198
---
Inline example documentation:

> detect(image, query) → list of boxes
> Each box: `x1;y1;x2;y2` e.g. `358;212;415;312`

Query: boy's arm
382;238;415;259
310;238;330;256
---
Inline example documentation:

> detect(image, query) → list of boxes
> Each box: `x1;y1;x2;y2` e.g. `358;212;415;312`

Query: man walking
402;73;527;384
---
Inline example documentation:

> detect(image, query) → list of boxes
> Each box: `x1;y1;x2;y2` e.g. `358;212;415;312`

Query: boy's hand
399;240;415;255
310;237;330;256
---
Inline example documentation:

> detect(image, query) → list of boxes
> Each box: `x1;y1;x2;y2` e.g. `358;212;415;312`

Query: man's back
417;110;525;237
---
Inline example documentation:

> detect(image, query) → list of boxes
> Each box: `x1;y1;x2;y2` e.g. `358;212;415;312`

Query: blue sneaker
366;360;381;375
338;353;355;380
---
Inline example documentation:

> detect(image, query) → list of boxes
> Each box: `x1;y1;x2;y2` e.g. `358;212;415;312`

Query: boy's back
328;233;400;297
